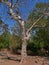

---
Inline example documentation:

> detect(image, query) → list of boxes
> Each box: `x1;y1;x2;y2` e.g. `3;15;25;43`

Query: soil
0;49;49;65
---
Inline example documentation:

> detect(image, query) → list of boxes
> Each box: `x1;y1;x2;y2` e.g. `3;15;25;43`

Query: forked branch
26;15;44;34
2;0;23;27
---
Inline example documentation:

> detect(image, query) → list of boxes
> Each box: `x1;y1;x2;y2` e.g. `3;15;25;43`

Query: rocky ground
0;50;49;65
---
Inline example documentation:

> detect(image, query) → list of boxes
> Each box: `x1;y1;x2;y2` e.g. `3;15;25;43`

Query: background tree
27;2;49;56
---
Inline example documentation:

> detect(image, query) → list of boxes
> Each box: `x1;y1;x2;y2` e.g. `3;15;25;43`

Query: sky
0;0;49;28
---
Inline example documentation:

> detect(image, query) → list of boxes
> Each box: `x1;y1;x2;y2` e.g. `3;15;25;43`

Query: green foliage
9;34;22;54
0;2;49;56
0;20;10;49
36;3;49;12
27;28;49;55
27;2;49;56
27;39;40;55
27;2;49;28
0;31;10;49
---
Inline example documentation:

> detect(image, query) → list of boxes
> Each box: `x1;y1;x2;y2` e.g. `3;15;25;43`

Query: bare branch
10;8;23;27
11;0;13;8
26;15;44;34
1;0;12;8
12;0;19;9
4;1;11;7
1;0;23;28
44;13;49;16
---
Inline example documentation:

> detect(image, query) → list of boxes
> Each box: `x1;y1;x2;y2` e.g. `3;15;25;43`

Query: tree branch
2;0;13;8
26;15;44;34
1;0;24;28
44;13;49;16
10;8;23;27
12;0;19;9
3;1;11;7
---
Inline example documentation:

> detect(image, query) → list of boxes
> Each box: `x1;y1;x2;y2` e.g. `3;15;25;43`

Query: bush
9;42;22;54
27;40;41;55
27;39;49;56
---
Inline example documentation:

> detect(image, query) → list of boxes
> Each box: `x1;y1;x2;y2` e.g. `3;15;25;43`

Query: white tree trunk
21;37;27;61
21;21;27;62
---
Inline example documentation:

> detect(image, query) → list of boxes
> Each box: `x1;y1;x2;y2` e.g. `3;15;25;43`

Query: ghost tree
0;0;49;62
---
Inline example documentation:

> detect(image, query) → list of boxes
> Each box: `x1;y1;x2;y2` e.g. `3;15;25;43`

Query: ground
0;49;49;65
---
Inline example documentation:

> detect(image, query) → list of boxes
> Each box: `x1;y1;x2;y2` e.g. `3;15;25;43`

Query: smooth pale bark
10;8;27;61
21;37;27;61
21;21;27;61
